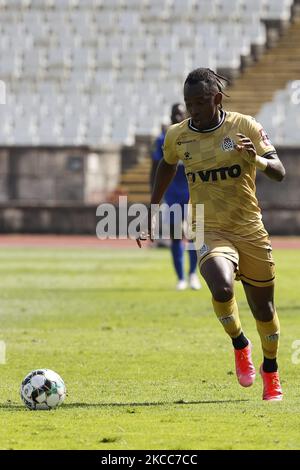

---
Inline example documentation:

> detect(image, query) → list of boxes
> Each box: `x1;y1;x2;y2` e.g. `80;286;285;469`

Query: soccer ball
20;369;66;410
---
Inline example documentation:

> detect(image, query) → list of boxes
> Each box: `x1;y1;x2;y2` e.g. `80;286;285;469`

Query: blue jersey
151;131;189;205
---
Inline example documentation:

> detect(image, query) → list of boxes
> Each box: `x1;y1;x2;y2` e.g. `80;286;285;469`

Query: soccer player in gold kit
137;68;286;401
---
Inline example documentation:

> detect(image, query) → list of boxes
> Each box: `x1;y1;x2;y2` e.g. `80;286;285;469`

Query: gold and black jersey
163;111;276;239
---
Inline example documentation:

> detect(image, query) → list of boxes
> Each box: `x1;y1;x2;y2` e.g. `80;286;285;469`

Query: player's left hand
235;133;257;163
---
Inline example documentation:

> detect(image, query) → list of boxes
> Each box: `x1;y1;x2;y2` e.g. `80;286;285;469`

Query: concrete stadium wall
0;203;98;234
0;145;120;204
0;145;121;233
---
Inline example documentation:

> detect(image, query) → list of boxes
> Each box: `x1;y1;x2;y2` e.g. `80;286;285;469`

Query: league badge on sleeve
259;128;272;146
199;243;210;256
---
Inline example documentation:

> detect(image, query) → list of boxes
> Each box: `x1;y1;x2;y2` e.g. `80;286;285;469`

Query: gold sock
212;296;242;339
256;312;280;359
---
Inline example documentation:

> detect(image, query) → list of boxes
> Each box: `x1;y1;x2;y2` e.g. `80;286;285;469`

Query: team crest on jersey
221;136;236;152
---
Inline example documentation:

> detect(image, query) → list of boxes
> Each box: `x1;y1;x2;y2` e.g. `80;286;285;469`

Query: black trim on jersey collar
188;110;226;133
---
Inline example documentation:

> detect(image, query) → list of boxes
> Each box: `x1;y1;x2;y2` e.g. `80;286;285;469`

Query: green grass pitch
0;246;300;450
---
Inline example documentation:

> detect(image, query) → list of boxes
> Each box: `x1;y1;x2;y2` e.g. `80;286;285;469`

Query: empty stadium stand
0;0;298;149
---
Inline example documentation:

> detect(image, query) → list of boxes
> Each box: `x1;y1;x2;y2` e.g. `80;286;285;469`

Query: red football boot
260;365;283;401
234;342;256;387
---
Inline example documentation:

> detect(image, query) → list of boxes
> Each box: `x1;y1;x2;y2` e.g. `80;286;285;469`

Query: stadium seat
84;119;111;147
193;48;217;71
75;0;101;8
144;20;170;36
217;48;241;70
130;35;153;54
195;0;219;21
23;49;47;75
60;119;87;146
93;11;118;33
124;0;148;9
281;120;300;145
95;49;120;70
106;34;130;52
36;120;62;145
13;118;38;146
218;0;245;21
262;0;294;21
111;119;136;146
135;114;160;137
145;50;169;67
53;30;80;49
168;50;193;80
241;20;267;46
155;34;179;52
146;0;173;21
72;48;96;70
101;0;124;9
0;54;22;78
153;81;182;108
22;10;45;24
89;70;117;92
52;0;77;9
119;53;144;79
244;0;268;16
118;12;142;34
170;0;196;20
1;0;30;8
171;22;197;47
30;0;54;8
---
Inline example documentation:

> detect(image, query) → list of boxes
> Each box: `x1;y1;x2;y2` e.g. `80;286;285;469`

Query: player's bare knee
212;285;234;303
252;304;275;322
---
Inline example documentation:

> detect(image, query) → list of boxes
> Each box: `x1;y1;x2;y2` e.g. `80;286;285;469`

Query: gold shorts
197;231;275;287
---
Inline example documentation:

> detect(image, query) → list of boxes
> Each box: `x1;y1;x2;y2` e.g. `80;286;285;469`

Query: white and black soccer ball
20;369;66;410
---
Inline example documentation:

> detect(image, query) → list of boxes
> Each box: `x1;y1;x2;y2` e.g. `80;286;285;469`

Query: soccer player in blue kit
150;103;201;291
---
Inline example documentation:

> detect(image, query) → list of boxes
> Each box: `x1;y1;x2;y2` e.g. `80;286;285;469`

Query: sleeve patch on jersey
199;243;210;256
259;128;272;146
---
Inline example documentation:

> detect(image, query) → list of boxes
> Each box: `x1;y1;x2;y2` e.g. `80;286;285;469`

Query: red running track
0;235;299;249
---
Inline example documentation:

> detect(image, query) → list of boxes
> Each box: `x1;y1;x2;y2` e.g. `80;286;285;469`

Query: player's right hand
136;211;154;248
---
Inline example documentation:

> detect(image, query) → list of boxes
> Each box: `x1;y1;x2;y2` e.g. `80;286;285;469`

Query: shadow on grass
46;287;183;293
0;399;249;411
63;399;250;408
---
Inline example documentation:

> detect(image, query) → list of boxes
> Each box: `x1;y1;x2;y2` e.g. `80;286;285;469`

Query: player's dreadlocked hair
184;68;230;109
